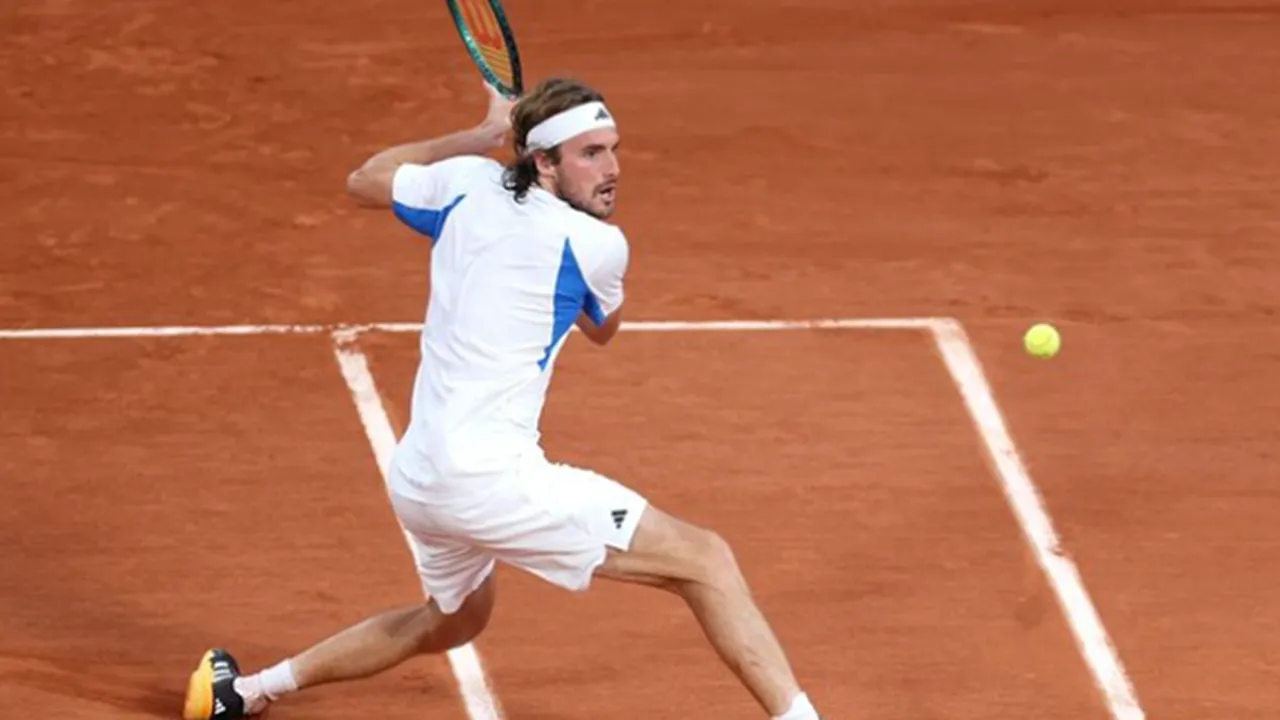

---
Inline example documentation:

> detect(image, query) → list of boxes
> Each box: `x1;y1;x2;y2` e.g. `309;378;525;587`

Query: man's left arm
576;307;623;346
575;229;630;347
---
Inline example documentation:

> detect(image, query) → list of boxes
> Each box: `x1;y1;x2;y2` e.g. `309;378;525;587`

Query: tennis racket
446;0;524;99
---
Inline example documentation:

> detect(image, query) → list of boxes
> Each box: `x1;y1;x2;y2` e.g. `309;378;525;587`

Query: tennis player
182;77;823;720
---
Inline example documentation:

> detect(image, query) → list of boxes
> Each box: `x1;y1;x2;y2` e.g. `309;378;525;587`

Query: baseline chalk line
925;318;1145;720
0;316;946;341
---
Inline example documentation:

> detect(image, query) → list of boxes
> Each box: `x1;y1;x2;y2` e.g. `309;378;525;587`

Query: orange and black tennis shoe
182;649;248;720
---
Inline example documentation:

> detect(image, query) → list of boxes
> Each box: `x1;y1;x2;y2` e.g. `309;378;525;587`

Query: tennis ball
1024;323;1061;358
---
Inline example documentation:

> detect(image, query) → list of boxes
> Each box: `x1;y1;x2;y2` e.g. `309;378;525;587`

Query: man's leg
594;506;820;720
247;571;495;696
182;566;496;719
476;455;823;720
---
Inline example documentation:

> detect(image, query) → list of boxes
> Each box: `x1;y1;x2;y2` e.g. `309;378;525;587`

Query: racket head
446;0;524;99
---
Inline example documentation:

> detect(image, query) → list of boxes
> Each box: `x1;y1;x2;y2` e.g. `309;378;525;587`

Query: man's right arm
346;126;504;207
346;83;514;208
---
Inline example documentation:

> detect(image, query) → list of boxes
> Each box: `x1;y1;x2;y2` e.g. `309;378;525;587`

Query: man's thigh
481;457;651;592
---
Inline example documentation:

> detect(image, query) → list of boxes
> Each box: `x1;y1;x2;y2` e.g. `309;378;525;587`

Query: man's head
502;77;621;220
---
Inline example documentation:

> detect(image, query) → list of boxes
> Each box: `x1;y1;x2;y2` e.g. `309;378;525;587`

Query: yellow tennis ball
1024;323;1061;358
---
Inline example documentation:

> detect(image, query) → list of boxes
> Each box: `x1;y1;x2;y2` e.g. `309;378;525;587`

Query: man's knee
427;607;487;650
683;526;745;589
597;507;746;591
417;575;495;652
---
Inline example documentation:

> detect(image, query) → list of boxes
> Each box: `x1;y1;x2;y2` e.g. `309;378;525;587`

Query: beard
555;177;614;220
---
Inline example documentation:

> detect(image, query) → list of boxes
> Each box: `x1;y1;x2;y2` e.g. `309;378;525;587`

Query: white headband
525;101;617;152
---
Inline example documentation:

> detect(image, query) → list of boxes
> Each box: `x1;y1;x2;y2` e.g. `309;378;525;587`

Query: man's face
539;127;621;219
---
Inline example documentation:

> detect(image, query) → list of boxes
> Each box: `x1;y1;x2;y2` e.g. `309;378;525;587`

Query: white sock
259;659;299;700
773;691;820;720
234;659;298;710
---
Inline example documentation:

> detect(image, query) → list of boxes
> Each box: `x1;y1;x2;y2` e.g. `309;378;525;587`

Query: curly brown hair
502;77;606;202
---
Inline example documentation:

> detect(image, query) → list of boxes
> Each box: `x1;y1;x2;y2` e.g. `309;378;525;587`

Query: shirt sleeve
577;227;629;324
391;155;496;241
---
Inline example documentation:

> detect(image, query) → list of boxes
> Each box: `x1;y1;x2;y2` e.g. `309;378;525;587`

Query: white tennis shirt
388;155;628;481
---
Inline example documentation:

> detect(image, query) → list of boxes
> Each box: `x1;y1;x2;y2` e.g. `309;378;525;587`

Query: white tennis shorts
384;449;649;614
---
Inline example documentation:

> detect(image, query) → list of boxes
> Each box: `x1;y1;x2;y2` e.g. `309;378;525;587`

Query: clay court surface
4;0;1280;717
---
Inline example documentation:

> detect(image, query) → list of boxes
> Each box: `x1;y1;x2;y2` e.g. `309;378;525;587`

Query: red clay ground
4;0;1280;717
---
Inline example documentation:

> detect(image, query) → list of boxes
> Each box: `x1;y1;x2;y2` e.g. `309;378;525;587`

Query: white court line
926;318;1145;720
0;322;332;340
330;331;504;720
0;316;943;340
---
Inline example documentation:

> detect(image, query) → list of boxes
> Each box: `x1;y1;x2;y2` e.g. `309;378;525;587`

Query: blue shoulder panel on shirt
392;193;467;245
